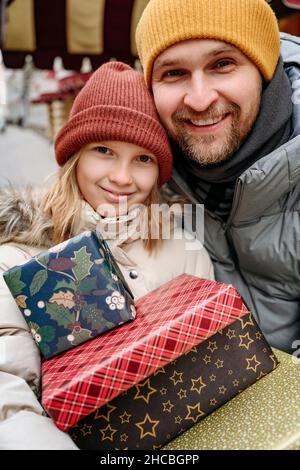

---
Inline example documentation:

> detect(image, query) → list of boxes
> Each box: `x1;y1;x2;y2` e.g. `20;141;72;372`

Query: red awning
1;0;148;70
1;0;300;70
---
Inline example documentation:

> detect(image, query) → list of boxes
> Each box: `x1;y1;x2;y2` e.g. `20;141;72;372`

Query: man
136;0;300;353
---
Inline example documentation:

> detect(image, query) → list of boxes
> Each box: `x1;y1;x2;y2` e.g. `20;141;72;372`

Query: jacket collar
232;35;300;224
80;202;145;267
230;134;300;224
81;202;145;244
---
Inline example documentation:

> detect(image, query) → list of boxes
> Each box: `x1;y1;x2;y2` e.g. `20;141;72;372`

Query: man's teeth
190;116;224;126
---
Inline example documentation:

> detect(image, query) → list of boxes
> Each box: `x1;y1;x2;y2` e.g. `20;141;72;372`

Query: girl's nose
183;73;219;112
108;162;133;186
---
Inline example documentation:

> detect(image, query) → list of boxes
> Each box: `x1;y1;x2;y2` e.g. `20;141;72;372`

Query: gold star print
162;400;174;413
239;332;254;350
246;355;261;373
185;403;205;423
134;379;157;404
224;344;230;351
214;359;224;369
210;374;216;382
153;367;166;376
191;357;197;363
255;331;262;340
233;379;239;387
226;329;236;340
237;314;254;330
270;354;278;370
175;416;182;425
120;433;128;443
228;369;233;375
119;411;131;424
160;387;168;396
210;398;218;406
256;371;266;381
203;355;211;364
99;424;117;442
218;385;227;395
189;347;198;354
190;377;207;395
135;414;160;439
80;424;92;437
170;371;184;386
207;341;218;353
177;389;187;400
94;403;116;422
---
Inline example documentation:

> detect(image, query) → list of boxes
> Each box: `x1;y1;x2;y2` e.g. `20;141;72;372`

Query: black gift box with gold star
69;311;278;450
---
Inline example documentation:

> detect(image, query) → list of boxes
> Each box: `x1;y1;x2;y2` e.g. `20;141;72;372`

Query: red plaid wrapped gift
41;274;249;431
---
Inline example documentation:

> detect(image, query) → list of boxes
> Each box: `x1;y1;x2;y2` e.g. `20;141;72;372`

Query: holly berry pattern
3;231;135;358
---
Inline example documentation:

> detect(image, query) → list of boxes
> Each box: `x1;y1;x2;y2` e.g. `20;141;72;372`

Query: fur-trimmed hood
0;185;131;250
0;185;54;248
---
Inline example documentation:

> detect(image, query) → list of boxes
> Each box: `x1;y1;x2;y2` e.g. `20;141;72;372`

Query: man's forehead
153;39;241;70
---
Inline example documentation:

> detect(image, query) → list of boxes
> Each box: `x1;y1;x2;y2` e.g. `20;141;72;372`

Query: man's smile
184;113;231;133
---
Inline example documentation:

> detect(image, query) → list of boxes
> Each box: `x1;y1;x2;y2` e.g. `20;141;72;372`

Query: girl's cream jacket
0;189;214;449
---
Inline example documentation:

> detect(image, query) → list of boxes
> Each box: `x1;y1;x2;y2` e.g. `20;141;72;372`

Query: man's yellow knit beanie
136;0;280;87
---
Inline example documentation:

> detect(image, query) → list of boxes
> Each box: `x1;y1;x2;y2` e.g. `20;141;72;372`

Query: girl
0;62;214;449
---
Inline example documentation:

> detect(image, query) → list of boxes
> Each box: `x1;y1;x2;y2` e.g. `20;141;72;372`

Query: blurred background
0;0;300;187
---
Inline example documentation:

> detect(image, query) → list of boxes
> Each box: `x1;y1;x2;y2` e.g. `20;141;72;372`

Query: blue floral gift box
3;231;136;359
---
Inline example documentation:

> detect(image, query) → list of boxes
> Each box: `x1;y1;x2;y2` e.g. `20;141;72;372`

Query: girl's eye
136;154;153;163
95;146;112;155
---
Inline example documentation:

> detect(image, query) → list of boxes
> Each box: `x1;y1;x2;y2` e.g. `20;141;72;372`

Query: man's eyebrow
153;58;180;70
153;45;238;70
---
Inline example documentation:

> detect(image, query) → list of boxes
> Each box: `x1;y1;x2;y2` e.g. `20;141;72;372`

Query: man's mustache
172;103;240;122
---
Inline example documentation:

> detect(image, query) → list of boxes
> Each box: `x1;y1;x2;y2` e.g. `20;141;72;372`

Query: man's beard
171;103;247;166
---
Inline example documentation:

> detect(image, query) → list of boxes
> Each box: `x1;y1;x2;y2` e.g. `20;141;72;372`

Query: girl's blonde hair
41;152;83;245
41;151;171;253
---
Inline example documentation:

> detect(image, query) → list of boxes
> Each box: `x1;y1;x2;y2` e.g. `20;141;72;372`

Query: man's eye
215;60;234;69
163;69;185;78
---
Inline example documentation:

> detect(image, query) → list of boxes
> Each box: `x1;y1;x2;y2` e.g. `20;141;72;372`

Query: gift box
69;310;277;450
162;348;300;450
41;274;275;436
3;231;135;358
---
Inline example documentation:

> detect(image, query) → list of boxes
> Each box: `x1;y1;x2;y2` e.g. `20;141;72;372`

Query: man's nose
183;73;219;112
108;162;133;186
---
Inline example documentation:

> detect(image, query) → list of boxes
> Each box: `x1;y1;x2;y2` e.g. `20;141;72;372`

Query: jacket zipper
225;178;243;232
